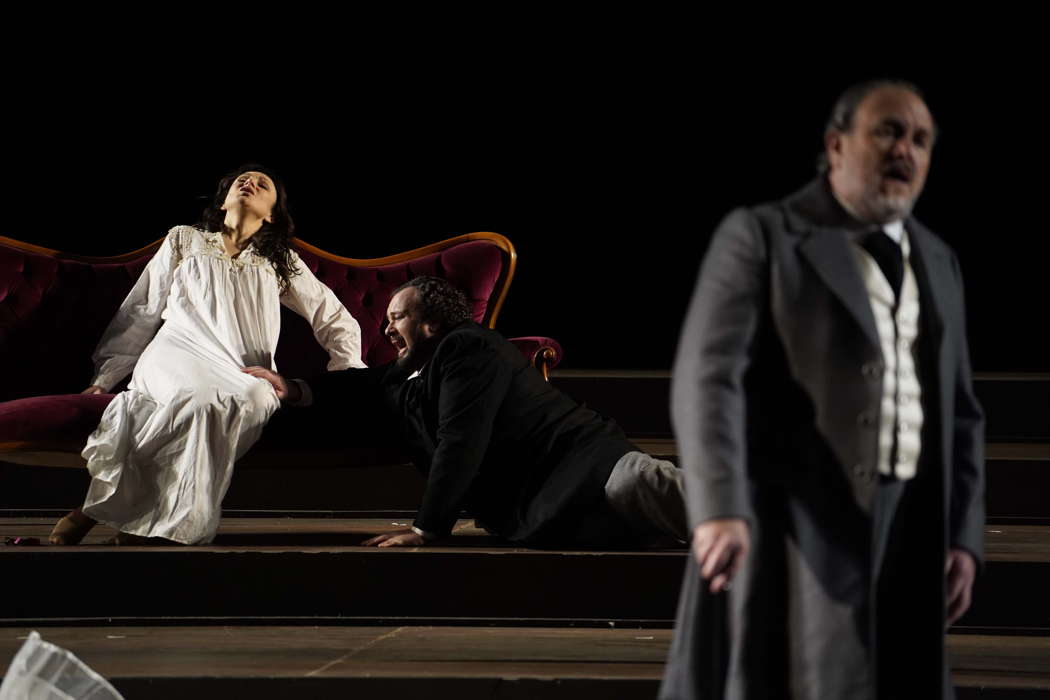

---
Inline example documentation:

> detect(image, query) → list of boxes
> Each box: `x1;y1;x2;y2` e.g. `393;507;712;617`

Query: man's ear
421;321;441;338
824;130;843;170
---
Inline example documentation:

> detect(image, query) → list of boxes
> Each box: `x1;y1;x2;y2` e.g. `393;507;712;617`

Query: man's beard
395;334;440;371
861;189;916;224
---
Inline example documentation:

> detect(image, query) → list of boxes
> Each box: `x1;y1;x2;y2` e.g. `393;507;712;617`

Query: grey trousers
604;451;689;543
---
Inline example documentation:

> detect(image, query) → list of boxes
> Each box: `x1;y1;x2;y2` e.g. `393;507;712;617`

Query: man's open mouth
884;164;913;183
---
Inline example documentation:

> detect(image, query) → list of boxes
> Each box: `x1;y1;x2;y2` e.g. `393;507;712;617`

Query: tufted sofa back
0;233;515;402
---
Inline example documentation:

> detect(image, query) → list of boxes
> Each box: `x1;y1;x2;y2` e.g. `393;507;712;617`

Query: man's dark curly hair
198;164;300;293
395;276;472;330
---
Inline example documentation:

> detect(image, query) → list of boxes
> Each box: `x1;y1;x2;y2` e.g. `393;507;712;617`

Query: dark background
3;49;1046;372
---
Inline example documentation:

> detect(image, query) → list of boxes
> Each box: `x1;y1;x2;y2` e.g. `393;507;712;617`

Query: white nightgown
81;225;365;544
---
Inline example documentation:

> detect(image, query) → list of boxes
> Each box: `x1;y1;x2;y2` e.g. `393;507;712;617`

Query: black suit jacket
310;322;637;544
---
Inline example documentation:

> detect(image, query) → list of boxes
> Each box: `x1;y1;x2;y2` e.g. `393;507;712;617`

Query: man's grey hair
816;79;936;173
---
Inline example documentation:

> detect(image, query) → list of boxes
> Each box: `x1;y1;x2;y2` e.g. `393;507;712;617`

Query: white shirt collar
882;220;905;244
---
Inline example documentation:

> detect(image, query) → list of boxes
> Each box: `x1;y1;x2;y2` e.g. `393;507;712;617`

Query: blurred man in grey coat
660;81;985;699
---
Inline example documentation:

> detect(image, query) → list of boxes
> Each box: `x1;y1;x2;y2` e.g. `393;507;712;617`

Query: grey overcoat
659;178;985;700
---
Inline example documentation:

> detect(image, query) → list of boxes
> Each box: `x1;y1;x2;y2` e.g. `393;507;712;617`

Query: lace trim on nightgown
172;226;275;274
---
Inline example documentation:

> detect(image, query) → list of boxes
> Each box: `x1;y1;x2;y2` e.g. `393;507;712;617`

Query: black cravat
862;230;904;301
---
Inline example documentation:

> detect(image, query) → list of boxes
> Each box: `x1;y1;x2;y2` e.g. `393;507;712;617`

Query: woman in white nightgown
48;165;365;545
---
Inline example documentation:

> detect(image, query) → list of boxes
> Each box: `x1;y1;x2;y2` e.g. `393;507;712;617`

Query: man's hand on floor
362;529;427;547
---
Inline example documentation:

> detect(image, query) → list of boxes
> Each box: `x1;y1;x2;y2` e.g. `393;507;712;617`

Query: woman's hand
82;386;104;395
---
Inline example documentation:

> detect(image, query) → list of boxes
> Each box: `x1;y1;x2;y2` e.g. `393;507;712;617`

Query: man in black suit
660;81;984;699
246;276;687;549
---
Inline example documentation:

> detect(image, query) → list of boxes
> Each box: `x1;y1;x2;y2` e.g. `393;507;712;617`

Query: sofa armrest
509;337;563;381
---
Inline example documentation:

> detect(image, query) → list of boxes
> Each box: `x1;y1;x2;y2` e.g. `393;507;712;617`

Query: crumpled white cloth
81;226;366;544
0;631;123;700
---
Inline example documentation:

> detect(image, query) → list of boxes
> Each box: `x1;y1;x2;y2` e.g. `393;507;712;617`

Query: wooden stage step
3;518;1050;630
0;626;1046;699
551;370;1050;442
0;517;684;624
3;441;1047;519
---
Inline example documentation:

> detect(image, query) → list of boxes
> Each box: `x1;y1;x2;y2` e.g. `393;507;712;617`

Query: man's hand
241;367;300;402
82;386;104;395
946;547;977;627
362;529;427;548
693;518;749;594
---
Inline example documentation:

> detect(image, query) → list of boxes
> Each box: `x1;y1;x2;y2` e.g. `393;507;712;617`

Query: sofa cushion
0;394;112;449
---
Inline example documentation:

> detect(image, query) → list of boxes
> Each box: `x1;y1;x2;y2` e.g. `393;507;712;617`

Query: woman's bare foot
48;509;96;545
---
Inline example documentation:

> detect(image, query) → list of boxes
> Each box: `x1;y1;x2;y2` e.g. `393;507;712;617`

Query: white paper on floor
0;631;123;700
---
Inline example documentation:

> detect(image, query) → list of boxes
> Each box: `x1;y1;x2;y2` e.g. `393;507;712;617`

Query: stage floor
0;626;1048;695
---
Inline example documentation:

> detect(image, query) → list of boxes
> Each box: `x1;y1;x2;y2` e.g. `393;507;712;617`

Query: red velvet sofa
0;232;562;469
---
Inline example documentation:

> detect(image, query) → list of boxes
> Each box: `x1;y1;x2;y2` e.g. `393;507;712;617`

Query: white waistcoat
850;230;924;480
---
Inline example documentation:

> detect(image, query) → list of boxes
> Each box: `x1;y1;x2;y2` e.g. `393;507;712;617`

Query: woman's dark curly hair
394;276;473;330
198;164;300;292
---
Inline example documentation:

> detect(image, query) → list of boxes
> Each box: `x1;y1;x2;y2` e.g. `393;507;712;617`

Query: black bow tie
862;230;903;301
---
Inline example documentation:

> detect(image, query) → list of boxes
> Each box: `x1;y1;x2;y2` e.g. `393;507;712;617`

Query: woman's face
220;171;278;222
